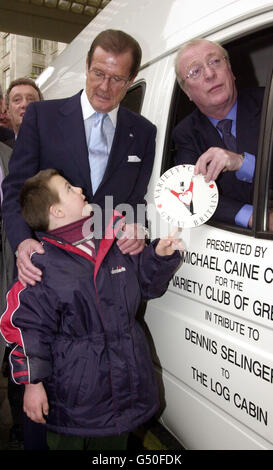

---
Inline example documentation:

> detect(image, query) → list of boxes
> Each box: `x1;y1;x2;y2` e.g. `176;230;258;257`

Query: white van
37;0;273;450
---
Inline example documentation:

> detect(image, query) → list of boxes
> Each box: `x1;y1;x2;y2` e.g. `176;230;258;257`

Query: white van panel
157;369;270;449
38;0;273;100
146;286;273;448
145;221;273;448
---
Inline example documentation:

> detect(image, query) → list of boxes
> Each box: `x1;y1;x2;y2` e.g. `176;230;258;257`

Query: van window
265;122;273;234
163;26;273;237
254;56;273;237
267;145;273;233
121;81;146;114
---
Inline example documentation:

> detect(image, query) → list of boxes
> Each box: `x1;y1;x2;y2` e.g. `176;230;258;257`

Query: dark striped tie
216;119;237;152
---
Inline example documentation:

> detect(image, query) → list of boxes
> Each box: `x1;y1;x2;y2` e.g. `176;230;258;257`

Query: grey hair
174;38;230;88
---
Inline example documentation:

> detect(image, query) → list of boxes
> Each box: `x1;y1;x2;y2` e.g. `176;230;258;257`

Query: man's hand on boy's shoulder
155;231;184;257
116;223;146;255
17;238;44;286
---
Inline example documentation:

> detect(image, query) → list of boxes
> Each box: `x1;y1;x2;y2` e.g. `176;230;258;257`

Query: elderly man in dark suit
0;126;14;145
173;38;265;227
2;29;156;287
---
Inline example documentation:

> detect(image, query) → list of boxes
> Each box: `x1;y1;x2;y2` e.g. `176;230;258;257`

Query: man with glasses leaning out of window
2;29;156;288
173;39;264;228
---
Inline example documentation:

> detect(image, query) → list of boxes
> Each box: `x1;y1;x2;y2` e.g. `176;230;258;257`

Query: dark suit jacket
0;126;14;147
2;91;156;252
172;88;264;224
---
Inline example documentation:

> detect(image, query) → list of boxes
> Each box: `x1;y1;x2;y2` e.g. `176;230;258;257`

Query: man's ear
49;204;64;219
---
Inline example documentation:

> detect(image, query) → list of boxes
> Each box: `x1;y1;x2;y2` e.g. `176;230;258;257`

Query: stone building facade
0;32;66;92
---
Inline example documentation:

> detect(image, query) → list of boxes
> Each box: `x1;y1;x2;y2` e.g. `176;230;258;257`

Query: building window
3;68;10;91
51;41;58;53
32;65;44;78
3;34;10;55
32;38;43;53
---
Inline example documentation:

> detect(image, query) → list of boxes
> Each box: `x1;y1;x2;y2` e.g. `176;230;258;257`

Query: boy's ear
49;204;65;219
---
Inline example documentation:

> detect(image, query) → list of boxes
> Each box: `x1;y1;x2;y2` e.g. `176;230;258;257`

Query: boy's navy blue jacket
0;213;181;437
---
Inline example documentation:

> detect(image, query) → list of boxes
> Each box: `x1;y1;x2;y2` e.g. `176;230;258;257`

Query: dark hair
6;77;43;105
20;169;60;232
87;29;142;79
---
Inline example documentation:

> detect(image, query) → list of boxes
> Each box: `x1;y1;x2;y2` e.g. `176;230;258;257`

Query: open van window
121;80;146;114
162;27;273;236
266;146;273;233
253;55;273;237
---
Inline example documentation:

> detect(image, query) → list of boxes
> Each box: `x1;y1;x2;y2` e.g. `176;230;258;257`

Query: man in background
1;77;43;312
6;78;43;144
0;77;43;449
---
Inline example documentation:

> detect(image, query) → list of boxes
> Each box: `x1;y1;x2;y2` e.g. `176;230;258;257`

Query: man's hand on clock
194;147;244;182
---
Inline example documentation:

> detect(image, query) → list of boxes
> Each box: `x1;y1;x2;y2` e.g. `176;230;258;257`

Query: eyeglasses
88;68;130;89
184;55;228;82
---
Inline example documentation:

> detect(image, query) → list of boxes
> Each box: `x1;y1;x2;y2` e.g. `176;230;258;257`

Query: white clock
154;164;219;228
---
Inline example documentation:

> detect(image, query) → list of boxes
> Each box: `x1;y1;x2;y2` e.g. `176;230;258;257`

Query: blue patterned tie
88;112;108;194
216;119;237;152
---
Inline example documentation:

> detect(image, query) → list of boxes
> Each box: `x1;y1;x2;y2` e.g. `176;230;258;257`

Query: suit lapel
57;92;92;197
0;143;12;177
197;111;224;150
96;106;134;192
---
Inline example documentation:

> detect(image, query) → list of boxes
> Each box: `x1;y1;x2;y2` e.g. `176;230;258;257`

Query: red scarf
49;216;95;258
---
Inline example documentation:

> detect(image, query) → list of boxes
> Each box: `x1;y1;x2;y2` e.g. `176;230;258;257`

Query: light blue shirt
80;89;117;151
80;90;117;193
208;101;255;228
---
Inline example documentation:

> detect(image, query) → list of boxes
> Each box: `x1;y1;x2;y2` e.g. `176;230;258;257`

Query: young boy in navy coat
0;169;182;450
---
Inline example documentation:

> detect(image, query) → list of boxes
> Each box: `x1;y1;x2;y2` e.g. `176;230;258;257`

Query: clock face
154;164;219;228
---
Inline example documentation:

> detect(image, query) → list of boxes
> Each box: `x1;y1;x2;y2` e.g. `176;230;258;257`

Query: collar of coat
39;210;125;280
